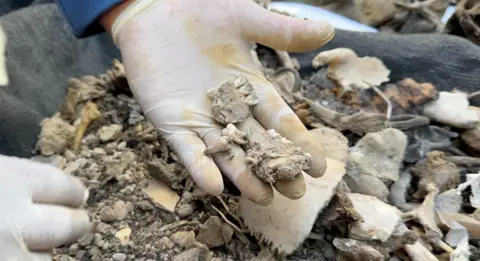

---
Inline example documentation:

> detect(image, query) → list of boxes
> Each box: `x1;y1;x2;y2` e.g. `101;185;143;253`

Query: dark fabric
55;0;123;38
0;3;120;157
291;30;480;93
0;2;479;158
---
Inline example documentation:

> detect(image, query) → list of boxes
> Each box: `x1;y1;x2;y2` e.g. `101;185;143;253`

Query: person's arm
55;0;126;37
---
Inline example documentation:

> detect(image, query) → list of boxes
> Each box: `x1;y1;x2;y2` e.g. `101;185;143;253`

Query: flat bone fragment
37;113;75;156
402;183;443;242
411;151;460;198
239;157;346;255
244;128;312;184
348;128;407;181
311;48;390;93
142;178;180;213
423;91;480;129
347;193;402;242
442;213;480;240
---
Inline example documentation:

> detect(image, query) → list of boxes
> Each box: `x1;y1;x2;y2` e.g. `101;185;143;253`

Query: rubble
32;17;480;259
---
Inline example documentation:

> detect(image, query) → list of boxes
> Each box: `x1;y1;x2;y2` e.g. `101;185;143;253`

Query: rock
344;170;389;202
113;200;128;220
171;231;197;249
63;158;88;175
347;193;402;242
172;248;200;261
99;206;117;222
423;91;479;129
112;253;127;261
59;255;77;261
461;123;480;152
348;128;407;182
97;124;123;142
136;200;154;211
77;232;94;246
309;126;349;163
196;216;233;248
176;204;194;218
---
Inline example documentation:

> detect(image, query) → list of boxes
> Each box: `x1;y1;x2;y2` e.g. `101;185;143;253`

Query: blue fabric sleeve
55;0;123;38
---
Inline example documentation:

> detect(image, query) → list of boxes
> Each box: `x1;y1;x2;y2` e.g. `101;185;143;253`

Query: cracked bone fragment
404;241;439;261
311;48;390;94
73;102;101;151
347;193;402;242
60;77;106;121
402;183;443;242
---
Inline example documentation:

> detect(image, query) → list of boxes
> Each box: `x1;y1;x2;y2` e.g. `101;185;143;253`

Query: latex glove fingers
202;128;274;205
22;204;89;250
237;0;335;52
249;78;327;178
0;155;88;207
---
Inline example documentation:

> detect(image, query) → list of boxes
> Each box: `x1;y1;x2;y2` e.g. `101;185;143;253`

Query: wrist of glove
108;0;334;205
0;155;89;260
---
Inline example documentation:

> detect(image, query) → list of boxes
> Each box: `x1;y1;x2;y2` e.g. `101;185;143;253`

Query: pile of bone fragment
33;44;480;261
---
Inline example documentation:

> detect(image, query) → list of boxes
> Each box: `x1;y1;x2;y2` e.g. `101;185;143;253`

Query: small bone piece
73;102;101;151
203;136;233;158
333;238;384;261
402;183;443;242
222;124;247;145
404;241;439;261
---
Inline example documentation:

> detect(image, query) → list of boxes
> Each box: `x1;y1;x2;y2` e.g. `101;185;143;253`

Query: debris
266;67;300;105
422;92;480;129
36;113;75;156
172;248;201;261
333;238;384;261
142;178;180;213
404;125;459;163
461;123;480;153
59;77;106;121
344;167;390;202
196;216;233;248
456;172;480;209
311;48;390;94
410;151;461;198
389;170;414;211
97;124;123;142
348;128;407;182
347;193;402;242
445;0;480;45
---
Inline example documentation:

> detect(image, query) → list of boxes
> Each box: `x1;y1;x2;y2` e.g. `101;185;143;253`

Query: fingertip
290;131;327;178
194;163;225;196
274;173;306;200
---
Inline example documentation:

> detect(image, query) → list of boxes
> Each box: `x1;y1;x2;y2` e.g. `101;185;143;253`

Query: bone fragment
404;241;439;261
239;157;346;254
73;102;101;151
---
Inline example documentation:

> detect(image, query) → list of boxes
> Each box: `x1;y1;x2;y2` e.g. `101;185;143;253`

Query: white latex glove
0;155;89;260
109;0;334;205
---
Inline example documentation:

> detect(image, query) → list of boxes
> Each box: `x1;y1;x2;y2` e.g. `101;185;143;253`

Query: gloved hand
0;155;89;260
104;0;334;205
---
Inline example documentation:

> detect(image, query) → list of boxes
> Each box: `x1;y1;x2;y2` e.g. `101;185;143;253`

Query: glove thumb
238;0;335;52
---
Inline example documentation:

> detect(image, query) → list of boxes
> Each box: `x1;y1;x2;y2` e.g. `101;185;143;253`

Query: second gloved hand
0;155;89;260
108;0;335;205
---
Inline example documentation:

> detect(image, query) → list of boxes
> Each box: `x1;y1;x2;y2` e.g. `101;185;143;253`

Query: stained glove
0;155;89;260
107;0;334;205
